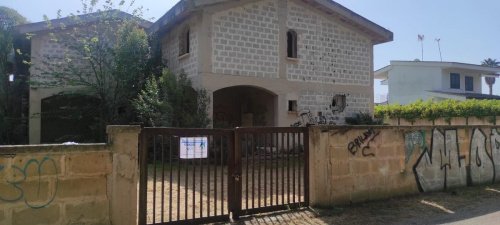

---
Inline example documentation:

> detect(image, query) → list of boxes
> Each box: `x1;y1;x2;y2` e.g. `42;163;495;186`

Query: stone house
375;61;500;105
150;0;392;128
17;0;392;144
15;10;152;144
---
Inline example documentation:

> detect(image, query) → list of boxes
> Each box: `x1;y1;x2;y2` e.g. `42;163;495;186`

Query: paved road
222;183;500;225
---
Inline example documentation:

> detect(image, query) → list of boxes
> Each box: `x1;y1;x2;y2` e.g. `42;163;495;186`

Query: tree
0;7;27;144
133;69;211;128
33;1;151;140
481;58;499;95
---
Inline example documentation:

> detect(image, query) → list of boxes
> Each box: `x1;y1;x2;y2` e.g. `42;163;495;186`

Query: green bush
374;99;500;123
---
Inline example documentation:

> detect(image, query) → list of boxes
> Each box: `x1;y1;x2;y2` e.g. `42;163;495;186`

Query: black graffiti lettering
347;128;379;157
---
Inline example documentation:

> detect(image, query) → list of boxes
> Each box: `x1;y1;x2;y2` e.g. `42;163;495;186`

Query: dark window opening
465;76;473;91
288;100;297;112
179;27;190;56
287;30;297;58
450;73;460;89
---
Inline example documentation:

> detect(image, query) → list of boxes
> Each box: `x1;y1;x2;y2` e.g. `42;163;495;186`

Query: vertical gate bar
214;136;218;216
292;132;296;203
287;132;291;204
281;132;285;205
161;135;165;222
245;133;249;210
232;129;241;220
185;141;189;220
169;135;173;222
257;133;261;208
270;132;273;206
192;146;196;219
200;140;203;218
251;133;255;209
298;132;302;204
220;135;224;214
153;135;157;224
304;128;310;205
139;131;148;225
264;132;267;207
275;132;279;206
207;135;212;217
177;137;181;221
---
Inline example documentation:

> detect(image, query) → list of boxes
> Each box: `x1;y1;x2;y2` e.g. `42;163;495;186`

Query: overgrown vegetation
375;99;500;123
345;112;383;125
133;70;210;128
0;7;27;144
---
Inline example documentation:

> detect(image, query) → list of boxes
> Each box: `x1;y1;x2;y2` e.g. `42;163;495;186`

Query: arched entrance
213;86;276;128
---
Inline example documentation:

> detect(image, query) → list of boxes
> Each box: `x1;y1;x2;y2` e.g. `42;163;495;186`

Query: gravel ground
222;183;500;225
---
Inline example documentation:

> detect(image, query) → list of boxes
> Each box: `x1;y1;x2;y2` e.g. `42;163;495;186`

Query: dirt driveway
222;183;500;225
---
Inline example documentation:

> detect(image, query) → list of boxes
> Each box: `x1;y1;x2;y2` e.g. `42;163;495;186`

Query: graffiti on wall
407;128;500;192
291;94;347;127
290;111;337;127
0;155;59;209
347;128;380;157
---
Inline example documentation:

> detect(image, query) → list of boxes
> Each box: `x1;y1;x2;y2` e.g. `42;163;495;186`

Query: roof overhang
150;0;393;44
15;10;152;34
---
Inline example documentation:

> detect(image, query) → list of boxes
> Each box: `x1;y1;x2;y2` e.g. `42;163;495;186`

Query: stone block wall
0;126;140;225
309;125;500;207
286;1;372;86
211;0;280;78
161;17;199;78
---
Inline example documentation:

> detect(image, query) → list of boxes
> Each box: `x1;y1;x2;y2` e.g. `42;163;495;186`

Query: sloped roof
149;0;393;44
15;9;152;34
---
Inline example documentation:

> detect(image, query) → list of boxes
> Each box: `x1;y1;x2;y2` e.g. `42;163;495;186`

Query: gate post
230;128;242;220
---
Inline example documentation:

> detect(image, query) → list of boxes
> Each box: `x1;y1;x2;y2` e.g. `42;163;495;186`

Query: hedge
374;99;500;123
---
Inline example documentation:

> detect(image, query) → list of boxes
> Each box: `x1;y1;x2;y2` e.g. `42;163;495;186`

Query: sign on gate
179;137;208;159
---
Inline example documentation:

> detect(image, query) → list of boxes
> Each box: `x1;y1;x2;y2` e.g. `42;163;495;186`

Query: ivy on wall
375;99;500;124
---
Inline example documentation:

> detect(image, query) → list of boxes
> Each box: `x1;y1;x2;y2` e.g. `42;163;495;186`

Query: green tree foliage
375;99;500;123
0;7;27;144
133;70;211;128
34;1;151;140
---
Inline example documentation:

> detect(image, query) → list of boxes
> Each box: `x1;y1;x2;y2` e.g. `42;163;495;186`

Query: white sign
179;137;208;159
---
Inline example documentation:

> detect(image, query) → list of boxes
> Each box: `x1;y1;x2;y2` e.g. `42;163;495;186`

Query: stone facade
212;0;280;78
286;1;371;86
161;17;199;78
157;0;388;127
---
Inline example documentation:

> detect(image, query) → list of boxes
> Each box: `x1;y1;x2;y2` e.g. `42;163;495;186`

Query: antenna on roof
435;38;442;62
418;34;424;61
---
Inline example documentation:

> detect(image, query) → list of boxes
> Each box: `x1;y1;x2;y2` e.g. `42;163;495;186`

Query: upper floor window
465;76;473;91
450;73;460;89
179;27;190;56
287;30;297;58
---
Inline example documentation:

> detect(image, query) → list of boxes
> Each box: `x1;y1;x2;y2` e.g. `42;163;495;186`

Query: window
288;100;297;112
287;30;297;58
179;27;190;56
450;73;460;89
465;76;473;91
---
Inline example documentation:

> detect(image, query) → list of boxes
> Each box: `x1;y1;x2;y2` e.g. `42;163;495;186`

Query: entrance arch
213;86;276;128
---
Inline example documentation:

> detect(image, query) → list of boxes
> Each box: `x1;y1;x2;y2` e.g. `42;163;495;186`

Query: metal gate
139;127;309;225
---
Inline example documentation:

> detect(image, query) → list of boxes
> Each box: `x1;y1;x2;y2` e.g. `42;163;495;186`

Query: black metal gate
139;127;309;225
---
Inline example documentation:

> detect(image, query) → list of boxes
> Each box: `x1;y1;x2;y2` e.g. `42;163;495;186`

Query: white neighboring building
375;61;500;105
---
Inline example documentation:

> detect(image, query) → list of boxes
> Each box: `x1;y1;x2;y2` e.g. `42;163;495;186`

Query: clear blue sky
3;0;500;99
